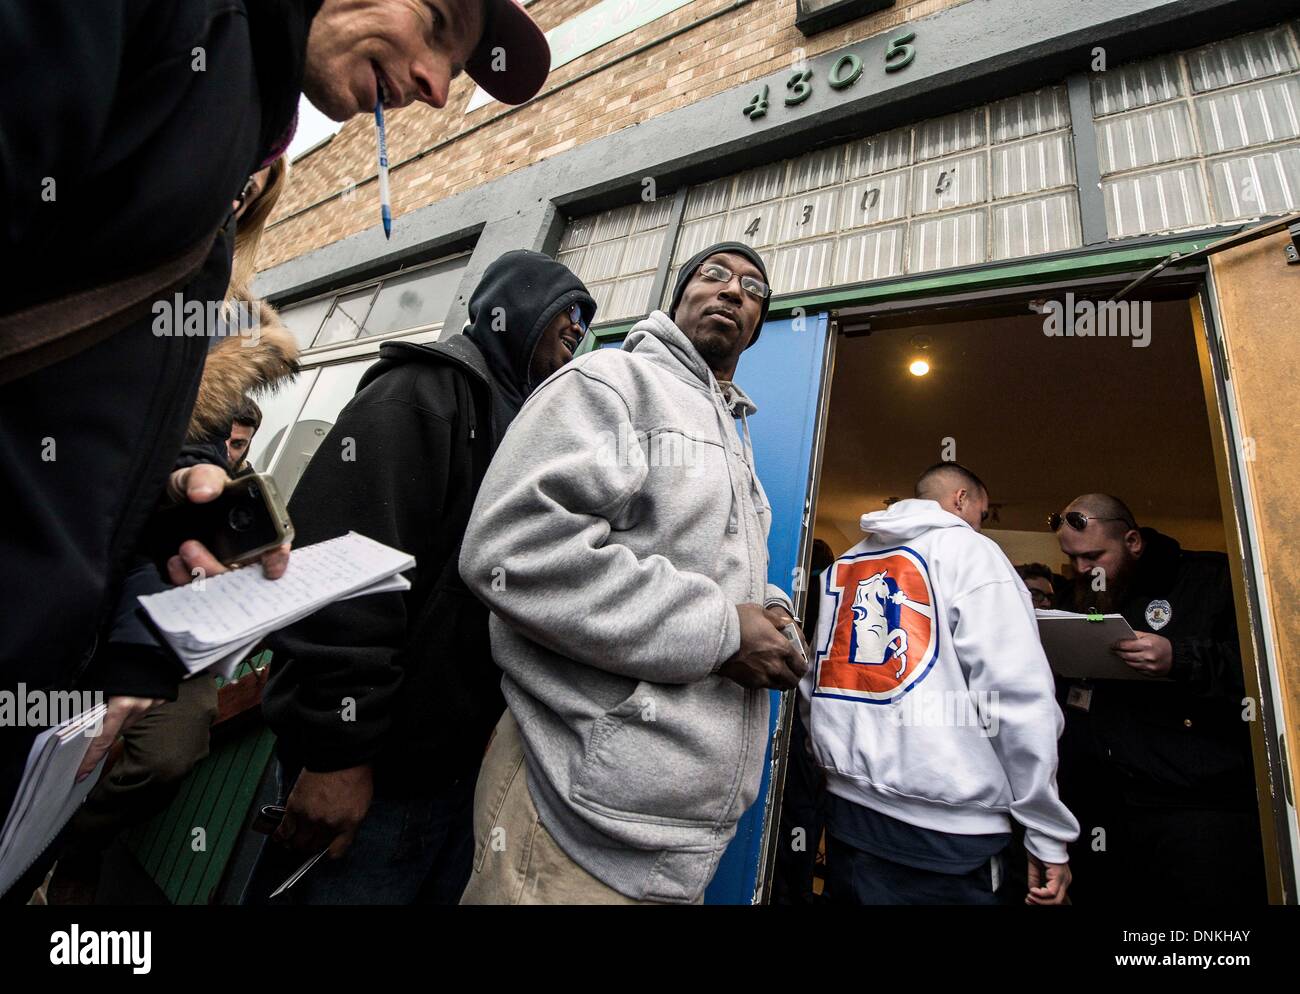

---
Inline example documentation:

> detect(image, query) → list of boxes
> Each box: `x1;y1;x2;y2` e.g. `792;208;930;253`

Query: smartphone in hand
146;472;293;568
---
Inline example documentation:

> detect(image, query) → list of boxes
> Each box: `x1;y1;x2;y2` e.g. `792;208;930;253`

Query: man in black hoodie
260;251;594;904
1051;494;1265;904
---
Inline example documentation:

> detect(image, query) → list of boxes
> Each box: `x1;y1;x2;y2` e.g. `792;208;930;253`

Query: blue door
703;312;830;904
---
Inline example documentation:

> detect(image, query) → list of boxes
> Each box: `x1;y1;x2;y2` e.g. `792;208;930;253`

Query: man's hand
1026;853;1071;905
164;464;290;584
1112;632;1173;677
76;695;164;782
275;765;374;859
718;603;807;690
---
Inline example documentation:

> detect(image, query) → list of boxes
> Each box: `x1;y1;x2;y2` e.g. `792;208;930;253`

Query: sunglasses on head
1049;510;1134;532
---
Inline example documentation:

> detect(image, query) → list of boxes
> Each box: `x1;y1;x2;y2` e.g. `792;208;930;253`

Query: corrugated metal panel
992;133;1076;198
787;146;845;196
777;188;842;242
846;127;912;178
909;209;988;272
1097;103;1198;174
684;175;733;220
1091;54;1183;116
992;193;1082;259
605;273;655;321
912;152;988;214
841;170;910;229
834;226;906;284
991;86;1072;142
1103;164;1211;238
1187;24;1299;93
722;202;782;248
770;239;835;293
673;214;727;261
915;107;987;161
123;723;275;905
1208;142;1300;219
1194;76;1300;154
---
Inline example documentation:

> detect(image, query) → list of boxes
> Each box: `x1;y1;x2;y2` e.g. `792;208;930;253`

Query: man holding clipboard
1047;495;1264;905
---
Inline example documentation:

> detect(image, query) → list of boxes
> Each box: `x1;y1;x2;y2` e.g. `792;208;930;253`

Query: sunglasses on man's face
697;262;770;302
566;302;588;332
1049;510;1132;532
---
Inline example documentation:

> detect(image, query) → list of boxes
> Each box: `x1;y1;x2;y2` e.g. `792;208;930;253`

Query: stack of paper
1034;608;1160;680
0;704;108;898
139;532;415;678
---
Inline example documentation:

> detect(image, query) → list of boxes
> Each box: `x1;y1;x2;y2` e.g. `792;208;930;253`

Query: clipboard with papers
1034;609;1166;681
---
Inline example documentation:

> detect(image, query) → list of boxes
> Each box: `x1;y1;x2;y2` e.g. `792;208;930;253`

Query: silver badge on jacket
1145;599;1172;631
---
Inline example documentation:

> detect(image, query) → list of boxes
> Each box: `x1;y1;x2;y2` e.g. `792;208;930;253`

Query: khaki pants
72;671;218;847
460;710;661;905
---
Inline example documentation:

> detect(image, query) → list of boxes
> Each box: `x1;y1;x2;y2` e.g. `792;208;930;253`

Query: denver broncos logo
814;547;939;704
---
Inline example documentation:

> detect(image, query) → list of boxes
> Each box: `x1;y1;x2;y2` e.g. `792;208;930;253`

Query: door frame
774;241;1295;904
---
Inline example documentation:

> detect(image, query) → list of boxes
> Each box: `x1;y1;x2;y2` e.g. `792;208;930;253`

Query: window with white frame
258;250;469;497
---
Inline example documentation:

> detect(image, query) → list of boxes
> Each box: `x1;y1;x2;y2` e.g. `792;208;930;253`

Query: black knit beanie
667;241;772;348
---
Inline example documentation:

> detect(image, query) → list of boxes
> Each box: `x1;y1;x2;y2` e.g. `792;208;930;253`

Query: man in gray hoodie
458;241;804;904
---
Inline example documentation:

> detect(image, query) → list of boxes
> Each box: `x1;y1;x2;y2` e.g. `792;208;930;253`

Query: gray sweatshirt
459;310;792;903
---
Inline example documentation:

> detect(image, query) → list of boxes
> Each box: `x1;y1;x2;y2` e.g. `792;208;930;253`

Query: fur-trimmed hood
186;302;299;443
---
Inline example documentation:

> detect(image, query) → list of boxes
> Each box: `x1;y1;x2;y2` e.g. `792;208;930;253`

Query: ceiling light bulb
909;359;930;376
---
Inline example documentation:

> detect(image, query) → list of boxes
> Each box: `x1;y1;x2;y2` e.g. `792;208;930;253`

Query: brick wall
260;0;975;269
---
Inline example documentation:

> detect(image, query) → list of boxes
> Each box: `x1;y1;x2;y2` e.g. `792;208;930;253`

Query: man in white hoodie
458;242;803;904
801;463;1077;905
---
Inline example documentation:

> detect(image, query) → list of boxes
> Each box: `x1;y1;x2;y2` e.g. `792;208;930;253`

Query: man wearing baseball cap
0;0;550;903
304;0;551;118
459;242;803;904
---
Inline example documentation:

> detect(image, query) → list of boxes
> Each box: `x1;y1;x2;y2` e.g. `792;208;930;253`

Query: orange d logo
814;546;938;704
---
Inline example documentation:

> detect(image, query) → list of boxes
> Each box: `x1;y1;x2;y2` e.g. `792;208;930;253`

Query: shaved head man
1049;491;1263;905
914;462;990;532
799;461;1077;906
1053;494;1141;607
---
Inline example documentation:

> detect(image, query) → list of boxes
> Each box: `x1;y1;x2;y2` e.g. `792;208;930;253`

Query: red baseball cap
466;0;551;105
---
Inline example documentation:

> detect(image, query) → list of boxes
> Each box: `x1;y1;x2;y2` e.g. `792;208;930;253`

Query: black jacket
0;0;318;697
262;252;595;792
1058;528;1255;808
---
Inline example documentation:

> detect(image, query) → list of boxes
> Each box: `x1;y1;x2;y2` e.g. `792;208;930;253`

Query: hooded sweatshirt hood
462;249;596;429
668;241;772;348
858;497;973;543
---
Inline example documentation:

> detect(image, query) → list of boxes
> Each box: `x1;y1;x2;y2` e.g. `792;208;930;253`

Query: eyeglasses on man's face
1028;587;1054;609
697;262;770;302
566;302;588;332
